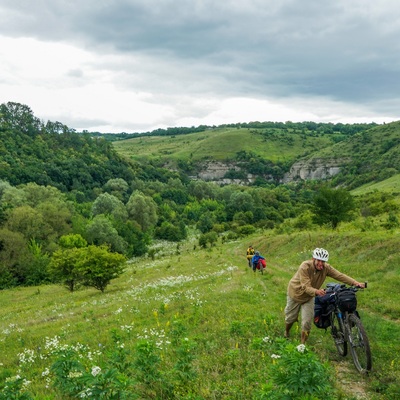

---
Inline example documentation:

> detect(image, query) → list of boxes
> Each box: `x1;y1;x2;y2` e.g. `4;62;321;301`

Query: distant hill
2;101;399;192
111;120;400;189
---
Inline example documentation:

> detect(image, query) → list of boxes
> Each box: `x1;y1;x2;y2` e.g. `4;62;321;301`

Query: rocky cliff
194;158;350;185
282;157;350;183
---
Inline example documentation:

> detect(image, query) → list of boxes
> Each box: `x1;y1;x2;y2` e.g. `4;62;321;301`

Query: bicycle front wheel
347;313;372;373
331;312;347;356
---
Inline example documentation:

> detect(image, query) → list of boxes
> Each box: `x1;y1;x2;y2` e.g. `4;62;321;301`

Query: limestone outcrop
193;158;349;185
282;158;350;183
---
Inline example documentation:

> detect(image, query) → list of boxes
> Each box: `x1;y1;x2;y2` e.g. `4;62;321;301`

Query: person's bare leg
285;322;294;338
301;330;310;344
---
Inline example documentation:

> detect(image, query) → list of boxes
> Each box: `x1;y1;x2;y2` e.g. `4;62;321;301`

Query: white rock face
194;158;349;184
197;162;236;180
282;158;349;183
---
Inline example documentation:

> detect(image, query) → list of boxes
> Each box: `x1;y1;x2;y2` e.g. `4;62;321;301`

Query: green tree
36;201;72;239
49;247;84;292
92;193;128;220
0;101;41;135
103;178;129;201
21;182;66;207
188;180;216;200
226;191;254;220
1;186;27;208
197;211;215;233
198;231;218;248
115;220;150;257
312;187;355;229
24;239;51;285
154;221;187;242
5;205;52;242
77;245;126;292
50;245;126;292
126;191;158;232
85;215;127;254
0;228;29;288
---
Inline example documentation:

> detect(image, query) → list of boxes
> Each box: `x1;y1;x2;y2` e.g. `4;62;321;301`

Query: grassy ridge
0;229;399;398
112;126;334;164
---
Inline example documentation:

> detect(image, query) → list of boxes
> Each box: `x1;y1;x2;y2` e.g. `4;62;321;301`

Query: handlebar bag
337;289;357;312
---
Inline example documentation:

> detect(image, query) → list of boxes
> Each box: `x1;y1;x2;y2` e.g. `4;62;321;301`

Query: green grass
352;173;400;195
112;126;334;164
1;230;400;398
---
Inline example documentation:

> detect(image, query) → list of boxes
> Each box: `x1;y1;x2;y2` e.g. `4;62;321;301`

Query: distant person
246;245;255;268
284;248;365;344
251;250;266;272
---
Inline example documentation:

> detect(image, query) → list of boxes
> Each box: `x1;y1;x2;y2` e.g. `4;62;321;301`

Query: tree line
91;120;377;141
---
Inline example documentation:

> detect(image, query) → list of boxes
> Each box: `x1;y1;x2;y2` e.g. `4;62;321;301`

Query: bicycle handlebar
325;282;368;293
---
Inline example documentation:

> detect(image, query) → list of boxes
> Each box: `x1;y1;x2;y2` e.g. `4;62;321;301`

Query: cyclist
246;245;255;268
284;248;365;344
251;250;266;272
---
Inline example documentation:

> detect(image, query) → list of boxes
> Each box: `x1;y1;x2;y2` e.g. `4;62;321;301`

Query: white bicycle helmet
312;248;329;261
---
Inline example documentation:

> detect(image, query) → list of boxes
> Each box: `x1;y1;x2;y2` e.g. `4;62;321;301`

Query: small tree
50;245;126;292
49;247;83;292
198;232;218;248
77;245;126;292
312;187;355;229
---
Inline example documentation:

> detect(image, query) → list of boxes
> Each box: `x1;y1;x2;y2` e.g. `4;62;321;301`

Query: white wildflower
68;371;83;378
296;344;306;353
91;366;101;377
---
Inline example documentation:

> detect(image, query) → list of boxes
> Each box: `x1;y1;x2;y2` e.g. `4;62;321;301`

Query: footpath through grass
0;230;399;399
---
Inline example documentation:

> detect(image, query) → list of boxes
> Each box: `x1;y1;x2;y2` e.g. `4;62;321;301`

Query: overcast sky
1;0;400;133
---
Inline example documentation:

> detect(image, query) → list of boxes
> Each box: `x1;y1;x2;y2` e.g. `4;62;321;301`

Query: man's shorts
284;295;314;332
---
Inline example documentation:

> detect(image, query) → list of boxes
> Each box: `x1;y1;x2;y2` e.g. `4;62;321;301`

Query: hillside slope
0;230;399;398
112;121;400;189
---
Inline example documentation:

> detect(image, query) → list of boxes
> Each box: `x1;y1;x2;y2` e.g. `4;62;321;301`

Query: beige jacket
287;259;356;303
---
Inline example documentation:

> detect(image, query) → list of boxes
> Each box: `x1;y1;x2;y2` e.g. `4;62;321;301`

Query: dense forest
0;101;398;290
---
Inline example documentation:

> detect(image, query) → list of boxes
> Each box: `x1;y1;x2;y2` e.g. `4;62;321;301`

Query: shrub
256;343;333;399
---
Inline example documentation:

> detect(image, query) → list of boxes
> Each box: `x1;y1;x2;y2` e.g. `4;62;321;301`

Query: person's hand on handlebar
353;281;366;288
315;288;326;296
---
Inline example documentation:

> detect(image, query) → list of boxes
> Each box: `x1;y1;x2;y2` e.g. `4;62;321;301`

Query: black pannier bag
314;293;336;329
337;289;357;312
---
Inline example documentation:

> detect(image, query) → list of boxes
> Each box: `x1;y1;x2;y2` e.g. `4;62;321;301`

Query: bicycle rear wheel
331;312;347;356
347;313;372;373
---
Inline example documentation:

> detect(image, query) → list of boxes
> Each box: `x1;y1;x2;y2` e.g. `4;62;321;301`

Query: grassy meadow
1;229;399;399
112;126;334;164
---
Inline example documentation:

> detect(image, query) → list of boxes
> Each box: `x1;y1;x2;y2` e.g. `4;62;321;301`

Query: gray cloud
0;0;399;131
